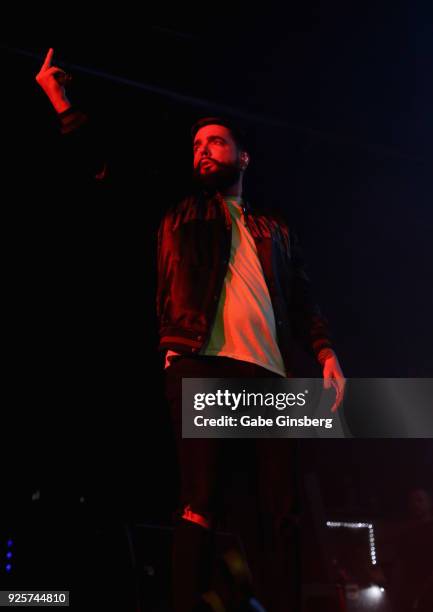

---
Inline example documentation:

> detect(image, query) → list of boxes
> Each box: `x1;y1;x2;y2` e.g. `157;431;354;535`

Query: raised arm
35;48;107;180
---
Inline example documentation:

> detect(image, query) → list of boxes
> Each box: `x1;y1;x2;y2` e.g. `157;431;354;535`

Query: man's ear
240;151;250;170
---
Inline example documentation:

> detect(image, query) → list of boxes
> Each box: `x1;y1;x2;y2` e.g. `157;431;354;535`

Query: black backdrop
3;4;433;523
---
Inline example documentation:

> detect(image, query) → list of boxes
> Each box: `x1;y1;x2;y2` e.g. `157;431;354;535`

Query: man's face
192;124;245;191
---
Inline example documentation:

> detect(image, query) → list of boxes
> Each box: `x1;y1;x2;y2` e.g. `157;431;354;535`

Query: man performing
159;116;345;612
36;48;346;612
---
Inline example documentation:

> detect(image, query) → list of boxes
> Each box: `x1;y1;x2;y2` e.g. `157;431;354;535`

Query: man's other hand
319;349;346;412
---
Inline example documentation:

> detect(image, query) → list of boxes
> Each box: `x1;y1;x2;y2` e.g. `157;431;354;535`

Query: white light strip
326;521;377;565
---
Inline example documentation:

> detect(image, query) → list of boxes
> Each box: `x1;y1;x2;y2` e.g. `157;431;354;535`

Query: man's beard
192;159;241;194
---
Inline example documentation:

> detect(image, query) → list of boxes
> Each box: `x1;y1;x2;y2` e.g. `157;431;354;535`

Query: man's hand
35;48;72;114
318;349;346;412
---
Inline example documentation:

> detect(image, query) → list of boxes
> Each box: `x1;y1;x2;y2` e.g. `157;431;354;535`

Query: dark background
2;3;433;600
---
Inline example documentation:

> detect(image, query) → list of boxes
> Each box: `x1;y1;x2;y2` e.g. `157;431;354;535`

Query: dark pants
165;355;302;612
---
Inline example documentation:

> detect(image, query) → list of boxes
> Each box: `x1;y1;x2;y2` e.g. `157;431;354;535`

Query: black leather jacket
157;191;334;373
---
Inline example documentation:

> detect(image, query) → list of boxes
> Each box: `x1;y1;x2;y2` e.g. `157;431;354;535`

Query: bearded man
158;116;345;611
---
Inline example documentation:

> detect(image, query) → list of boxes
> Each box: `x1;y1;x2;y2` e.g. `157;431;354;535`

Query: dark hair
191;116;249;152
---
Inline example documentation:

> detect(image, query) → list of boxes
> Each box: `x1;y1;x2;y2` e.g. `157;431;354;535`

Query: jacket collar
198;190;252;215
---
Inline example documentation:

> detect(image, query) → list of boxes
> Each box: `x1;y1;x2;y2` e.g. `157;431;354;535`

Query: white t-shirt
165;196;286;377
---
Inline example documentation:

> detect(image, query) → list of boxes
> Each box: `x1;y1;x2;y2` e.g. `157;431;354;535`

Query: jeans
164;355;302;612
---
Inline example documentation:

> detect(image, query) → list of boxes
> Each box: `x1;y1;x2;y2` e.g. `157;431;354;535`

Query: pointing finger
41;48;54;71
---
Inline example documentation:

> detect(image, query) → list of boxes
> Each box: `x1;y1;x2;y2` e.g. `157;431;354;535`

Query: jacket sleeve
58;106;108;182
289;228;334;361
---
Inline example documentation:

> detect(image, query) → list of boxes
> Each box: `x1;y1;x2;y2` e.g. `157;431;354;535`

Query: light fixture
326;521;378;565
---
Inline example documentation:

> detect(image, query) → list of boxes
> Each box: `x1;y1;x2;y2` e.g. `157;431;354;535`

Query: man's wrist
318;348;336;366
51;96;72;114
